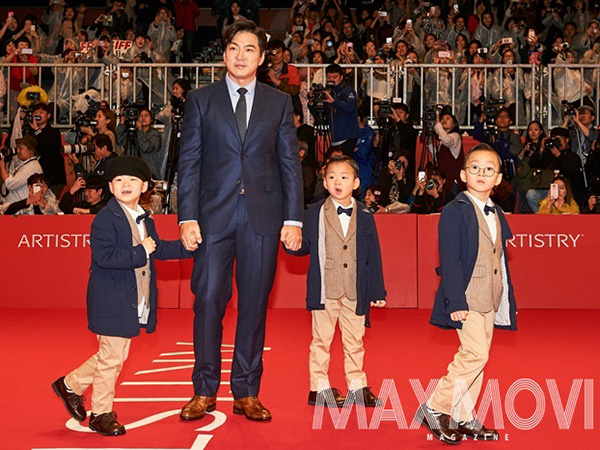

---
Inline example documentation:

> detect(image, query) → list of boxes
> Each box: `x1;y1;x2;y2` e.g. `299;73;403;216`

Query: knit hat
105;156;152;182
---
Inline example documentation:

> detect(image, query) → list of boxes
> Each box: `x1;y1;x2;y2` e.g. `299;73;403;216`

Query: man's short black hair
223;18;268;55
15;36;31;48
326;63;344;76
267;39;285;52
551;127;570;139
32;102;53;116
325;155;359;178
27;173;47;186
93;133;113;153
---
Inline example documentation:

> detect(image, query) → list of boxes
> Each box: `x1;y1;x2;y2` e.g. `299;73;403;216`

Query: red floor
2;307;599;449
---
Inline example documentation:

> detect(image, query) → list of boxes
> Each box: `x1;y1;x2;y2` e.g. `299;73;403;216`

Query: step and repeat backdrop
0;214;596;309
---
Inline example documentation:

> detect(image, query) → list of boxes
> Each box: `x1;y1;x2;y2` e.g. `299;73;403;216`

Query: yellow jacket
536;198;580;215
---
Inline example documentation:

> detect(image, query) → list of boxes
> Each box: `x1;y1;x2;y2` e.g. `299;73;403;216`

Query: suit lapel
245;82;269;143
324;198;346;241
473;205;494;244
214;79;243;145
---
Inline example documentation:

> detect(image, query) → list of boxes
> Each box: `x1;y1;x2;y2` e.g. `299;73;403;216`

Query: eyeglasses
465;164;499;177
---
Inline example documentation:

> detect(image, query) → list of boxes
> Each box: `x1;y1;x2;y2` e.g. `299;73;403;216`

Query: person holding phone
2;173;60;215
536;175;580;214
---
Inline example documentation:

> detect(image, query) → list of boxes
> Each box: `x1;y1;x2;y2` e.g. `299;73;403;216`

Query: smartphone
295;25;303;31
528;51;540;64
501;37;513;45
438;50;451;59
21;48;33;54
418;171;426;182
8;11;14;19
30;25;35;32
386;37;392;45
528;29;535;40
406;19;412;27
33;185;41;193
550;183;559;199
453;5;459;12
305;39;314;45
347;42;353;50
121;72;129;78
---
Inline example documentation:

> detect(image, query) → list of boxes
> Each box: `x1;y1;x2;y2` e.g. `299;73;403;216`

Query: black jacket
29;124;66;186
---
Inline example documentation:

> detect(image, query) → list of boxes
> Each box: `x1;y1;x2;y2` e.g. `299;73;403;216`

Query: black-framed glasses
465;164;499;177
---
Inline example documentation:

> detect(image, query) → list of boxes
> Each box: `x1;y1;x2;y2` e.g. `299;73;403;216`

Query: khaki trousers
429;310;495;422
309;296;367;391
65;335;131;414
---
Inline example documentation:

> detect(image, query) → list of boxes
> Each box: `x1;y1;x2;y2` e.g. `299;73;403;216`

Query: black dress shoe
349;387;381;407
89;411;126;436
456;419;499;440
414;404;463;445
52;376;86;422
308;387;346;407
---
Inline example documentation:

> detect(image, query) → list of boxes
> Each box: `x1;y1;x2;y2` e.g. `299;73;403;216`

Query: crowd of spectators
1;1;600;216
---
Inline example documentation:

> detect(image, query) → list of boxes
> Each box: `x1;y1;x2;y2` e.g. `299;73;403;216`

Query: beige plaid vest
323;198;358;301
123;209;151;307
465;204;504;313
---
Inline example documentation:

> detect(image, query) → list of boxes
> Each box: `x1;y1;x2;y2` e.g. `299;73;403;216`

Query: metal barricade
546;64;600;129
0;63;106;129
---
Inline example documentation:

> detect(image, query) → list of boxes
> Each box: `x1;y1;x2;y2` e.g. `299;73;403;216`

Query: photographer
516;120;546;212
527;127;586;212
308;64;359;157
97;0;128;38
582;194;600;214
0;135;43;205
27;102;66;197
409;168;455;214
390;101;418;172
116;108;162;177
124;33;152;63
562;105;598;173
70;134;118;181
536;175;580;215
59;174;106;215
148;7;177;63
429;111;465;192
474;106;522;185
2;173;60;216
378;149;413;211
80;107;120;156
364;185;386;213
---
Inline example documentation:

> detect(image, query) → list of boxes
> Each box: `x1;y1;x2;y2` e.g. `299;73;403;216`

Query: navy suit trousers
191;195;279;398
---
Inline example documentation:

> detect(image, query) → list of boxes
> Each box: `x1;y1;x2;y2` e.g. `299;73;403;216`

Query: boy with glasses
415;144;518;445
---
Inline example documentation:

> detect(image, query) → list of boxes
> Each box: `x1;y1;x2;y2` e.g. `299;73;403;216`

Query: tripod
124;120;142;157
313;108;331;164
371;115;395;183
163;108;183;213
419;125;439;174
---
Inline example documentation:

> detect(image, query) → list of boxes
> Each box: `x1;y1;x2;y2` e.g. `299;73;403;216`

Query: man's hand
142;236;156;255
180;221;202;251
370;300;386;307
323;90;335;103
73;207;91;215
588;195;597;211
550;145;561;158
281;225;302;251
450;310;469;322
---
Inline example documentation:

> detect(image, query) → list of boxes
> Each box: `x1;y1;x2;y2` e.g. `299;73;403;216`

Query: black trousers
190;195;279;398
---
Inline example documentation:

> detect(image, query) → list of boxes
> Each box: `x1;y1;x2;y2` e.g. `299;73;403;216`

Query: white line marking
174;342;271;351
152;359;233;363
160;350;233;356
135;365;193;375
114;397;233;402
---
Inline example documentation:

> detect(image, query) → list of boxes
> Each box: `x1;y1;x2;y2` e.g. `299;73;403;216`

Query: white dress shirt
465;192;496;242
331;197;355;237
225;73;256;128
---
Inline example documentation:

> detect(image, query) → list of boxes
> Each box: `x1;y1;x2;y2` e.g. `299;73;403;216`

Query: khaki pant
309;296;367;391
429;310;495;422
65;335;131;414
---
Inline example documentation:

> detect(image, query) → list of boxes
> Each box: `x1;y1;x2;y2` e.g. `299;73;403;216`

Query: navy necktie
484;205;495;216
136;210;151;224
235;87;248;141
337;206;353;216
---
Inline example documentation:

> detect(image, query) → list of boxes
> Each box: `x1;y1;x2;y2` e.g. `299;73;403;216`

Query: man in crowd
58;174;107;215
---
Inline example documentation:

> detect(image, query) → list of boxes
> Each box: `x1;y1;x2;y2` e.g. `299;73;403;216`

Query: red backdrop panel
417;214;600;309
178;214;419;309
0;215;181;309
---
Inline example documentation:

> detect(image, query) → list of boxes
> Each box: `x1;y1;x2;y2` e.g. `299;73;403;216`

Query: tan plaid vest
323;198;358;301
123;208;151;307
465;204;504;313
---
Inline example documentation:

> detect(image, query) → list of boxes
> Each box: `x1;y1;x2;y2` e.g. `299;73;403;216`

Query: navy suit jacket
177;79;303;236
87;198;192;338
286;199;386;325
430;192;518;331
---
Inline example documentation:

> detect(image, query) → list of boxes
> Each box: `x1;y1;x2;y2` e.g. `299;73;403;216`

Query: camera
368;201;380;214
546;136;562;149
481;97;506;133
137;51;152;63
153;180;169;191
423;104;443;135
102;14;113;27
477;47;488;55
525;142;539;157
394;158;406;171
170;95;185;120
425;179;437;191
26;91;40;103
0;147;18;162
73;98;101;130
378;99;392;120
562;100;576;117
63;143;95;155
310;82;335;112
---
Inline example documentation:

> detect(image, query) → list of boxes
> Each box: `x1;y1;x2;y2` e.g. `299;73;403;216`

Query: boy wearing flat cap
52;156;192;436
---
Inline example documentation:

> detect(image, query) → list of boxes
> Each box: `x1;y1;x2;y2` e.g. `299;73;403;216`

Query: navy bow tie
484;205;495;216
337;206;353;216
136;210;151;224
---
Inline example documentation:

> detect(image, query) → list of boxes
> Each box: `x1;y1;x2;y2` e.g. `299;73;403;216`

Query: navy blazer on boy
287;199;386;322
87;198;192;338
430;192;518;331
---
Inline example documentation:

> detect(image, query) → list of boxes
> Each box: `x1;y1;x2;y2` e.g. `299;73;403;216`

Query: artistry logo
17;233;90;248
507;234;583;248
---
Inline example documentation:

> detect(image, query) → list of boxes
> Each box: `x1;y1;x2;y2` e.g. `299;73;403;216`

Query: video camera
481;97;506;132
73;98;101;130
170;95;185;121
0;147;18;162
423;104;443;135
562;100;576;118
310;82;335;112
121;100;146;130
378;99;393;120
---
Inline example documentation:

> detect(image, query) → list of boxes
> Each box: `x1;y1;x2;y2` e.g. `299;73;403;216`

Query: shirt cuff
178;219;197;226
284;220;303;228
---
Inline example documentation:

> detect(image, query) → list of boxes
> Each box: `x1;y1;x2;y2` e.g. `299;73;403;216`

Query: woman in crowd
428;111;464;193
516;120;546;212
377;149;413;213
536;175;580;214
363;185;386;213
81;107;120;155
474;10;504;49
409;167;455;213
117;108;162;177
222;1;246;37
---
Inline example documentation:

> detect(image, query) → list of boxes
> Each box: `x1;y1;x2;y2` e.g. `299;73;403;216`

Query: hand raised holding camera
142;236;156;255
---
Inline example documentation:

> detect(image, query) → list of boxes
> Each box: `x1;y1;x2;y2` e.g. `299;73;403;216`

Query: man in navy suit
177;19;304;421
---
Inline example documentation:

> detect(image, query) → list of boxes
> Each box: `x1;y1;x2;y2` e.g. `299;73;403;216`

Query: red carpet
2;308;599;449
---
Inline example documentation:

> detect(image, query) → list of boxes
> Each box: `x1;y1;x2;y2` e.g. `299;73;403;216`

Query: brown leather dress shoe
180;395;217;420
308;387;346;407
52;376;87;422
349;387;382;407
89;411;126;436
233;396;272;421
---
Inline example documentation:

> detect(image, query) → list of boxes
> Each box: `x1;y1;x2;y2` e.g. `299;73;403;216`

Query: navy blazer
430;192;518;331
286;199;386;323
87;198;192;338
177;79;303;236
